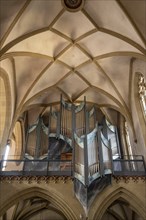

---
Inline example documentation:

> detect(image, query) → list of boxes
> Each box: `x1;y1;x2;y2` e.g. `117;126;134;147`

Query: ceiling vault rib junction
116;0;146;46
81;8;146;54
15;42;73;112
99;27;146;55
75;43;93;60
56;87;72;102
0;0;146;168
20;86;56;111
94;60;136;135
22;82;127;118
0;0;32;48
74;60;92;70
48;8;66;28
91;85;127;110
0;52;54;62
0;7;66;56
19;62;54;104
94;61;132;112
1;51;146;63
90;85;133;129
11;62;54;130
55;70;73;86
74;70;91;86
93;52;146;62
74;28;98;43
81;8;100;30
50;28;73;43
72;87;90;102
0;29;54;56
54;43;73;60
56;60;73;71
28;86;123;110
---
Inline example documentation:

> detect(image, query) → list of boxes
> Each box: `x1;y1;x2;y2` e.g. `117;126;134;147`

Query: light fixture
2;140;10;171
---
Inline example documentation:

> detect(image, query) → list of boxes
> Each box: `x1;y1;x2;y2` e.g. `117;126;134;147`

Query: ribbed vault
0;0;146;154
0;187;78;220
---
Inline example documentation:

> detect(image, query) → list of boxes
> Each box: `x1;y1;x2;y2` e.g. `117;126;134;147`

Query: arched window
4;121;24;160
0;76;6;145
0;69;11;156
2;121;24;171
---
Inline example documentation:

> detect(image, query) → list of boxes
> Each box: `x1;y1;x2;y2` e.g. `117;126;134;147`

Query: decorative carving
64;0;82;8
113;175;146;183
62;0;84;12
138;73;146;99
138;73;146;118
0;175;73;184
1;175;145;185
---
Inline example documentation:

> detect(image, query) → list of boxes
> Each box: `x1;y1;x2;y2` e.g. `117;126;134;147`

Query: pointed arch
89;186;145;220
0;187;78;220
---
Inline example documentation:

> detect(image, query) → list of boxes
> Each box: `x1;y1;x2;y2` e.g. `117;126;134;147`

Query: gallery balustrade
0;155;145;177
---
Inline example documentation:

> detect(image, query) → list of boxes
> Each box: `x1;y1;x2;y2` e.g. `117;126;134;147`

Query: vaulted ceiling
0;0;146;132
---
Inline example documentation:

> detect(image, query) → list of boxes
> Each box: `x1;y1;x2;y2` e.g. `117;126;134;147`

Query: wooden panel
61;153;72;160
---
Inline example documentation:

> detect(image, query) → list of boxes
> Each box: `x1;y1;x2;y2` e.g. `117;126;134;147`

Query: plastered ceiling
0;0;146;124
